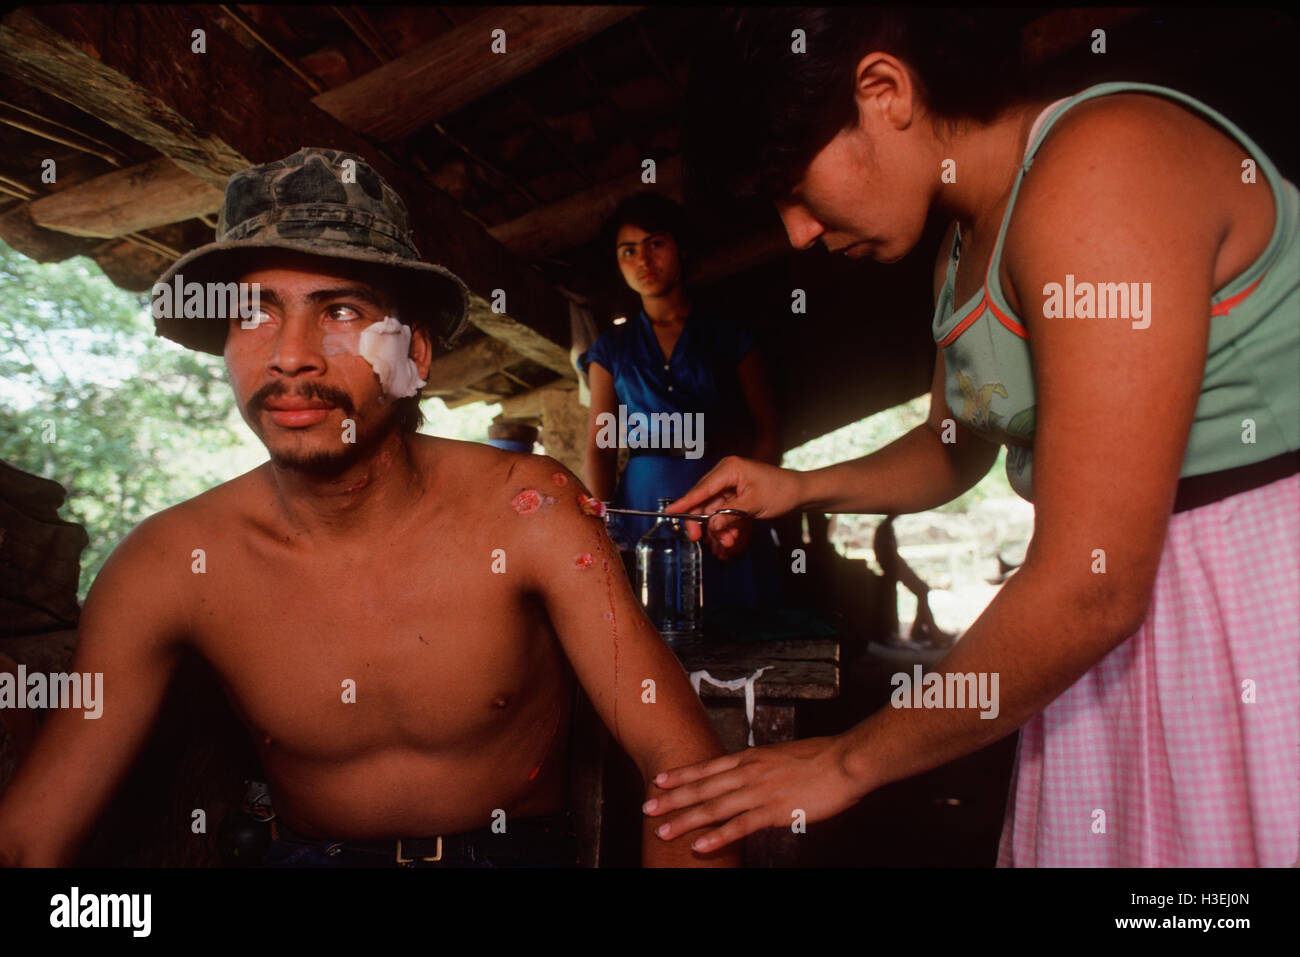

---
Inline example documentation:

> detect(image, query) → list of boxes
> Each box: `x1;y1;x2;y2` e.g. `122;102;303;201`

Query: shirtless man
0;148;734;867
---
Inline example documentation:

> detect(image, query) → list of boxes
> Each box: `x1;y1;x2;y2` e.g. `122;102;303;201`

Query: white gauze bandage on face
319;315;425;399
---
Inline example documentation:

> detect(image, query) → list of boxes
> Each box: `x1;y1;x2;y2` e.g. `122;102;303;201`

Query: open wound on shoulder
511;489;556;514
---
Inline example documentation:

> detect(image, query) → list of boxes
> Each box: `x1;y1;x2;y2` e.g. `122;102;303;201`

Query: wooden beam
507;88;596;188
0;6;574;375
443;386;510;410
28;157;223;238
486;153;792;287
330;6;395;64
462;298;572;379
423;335;524;394
218;4;325;94
489;156;682;261
0;13;246;188
90;237;170;292
0;96;130;167
539;384;586;474
631;15;682;102
313;6;639;143
496;378;574;419
0;202;98;262
0;173;35;200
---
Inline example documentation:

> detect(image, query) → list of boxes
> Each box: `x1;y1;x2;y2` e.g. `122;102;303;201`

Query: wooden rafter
507;89;596;189
312;6;640;143
0;97;129;167
489;156;682;261
330;6;394;64
28;157;223;238
568;51;651;160
423;335;525;395
631;16;681;103
218;4;325;94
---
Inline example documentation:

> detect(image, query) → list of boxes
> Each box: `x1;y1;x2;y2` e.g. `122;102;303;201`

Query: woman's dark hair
683;7;1029;207
601;192;693;263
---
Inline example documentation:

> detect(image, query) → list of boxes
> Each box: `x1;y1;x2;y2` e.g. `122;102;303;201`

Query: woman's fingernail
692;838;708;852
657;824;671;838
643;799;658;813
654;772;668;785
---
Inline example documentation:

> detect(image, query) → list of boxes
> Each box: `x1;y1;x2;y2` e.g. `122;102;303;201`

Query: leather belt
1173;450;1299;513
274;813;576;868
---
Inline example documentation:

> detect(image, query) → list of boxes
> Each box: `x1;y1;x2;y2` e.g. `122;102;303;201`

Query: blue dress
579;308;781;608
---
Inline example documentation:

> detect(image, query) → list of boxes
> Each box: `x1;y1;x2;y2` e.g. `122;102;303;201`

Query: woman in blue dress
580;193;781;609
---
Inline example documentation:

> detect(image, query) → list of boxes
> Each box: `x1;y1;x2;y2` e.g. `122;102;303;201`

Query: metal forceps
600;505;749;523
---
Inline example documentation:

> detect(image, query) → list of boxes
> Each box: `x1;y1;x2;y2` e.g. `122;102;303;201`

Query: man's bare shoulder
77;474;268;643
141;464;272;538
414;435;583;508
416;437;605;570
100;465;271;578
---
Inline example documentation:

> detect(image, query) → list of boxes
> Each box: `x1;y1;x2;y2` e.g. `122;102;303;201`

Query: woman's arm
799;346;1000;513
584;360;620;502
648;97;1220;849
668;347;1000;542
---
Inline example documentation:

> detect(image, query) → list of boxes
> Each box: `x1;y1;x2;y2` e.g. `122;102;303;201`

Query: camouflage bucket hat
153;147;469;357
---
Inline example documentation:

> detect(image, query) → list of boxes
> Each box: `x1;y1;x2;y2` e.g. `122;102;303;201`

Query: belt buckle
395;837;442;865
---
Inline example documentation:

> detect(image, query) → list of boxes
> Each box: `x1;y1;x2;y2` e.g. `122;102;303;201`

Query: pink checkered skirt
998;473;1300;867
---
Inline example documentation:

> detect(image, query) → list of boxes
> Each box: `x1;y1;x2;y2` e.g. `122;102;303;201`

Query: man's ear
409;322;434;382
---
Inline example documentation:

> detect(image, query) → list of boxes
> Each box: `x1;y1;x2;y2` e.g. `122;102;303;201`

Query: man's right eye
241;310;273;327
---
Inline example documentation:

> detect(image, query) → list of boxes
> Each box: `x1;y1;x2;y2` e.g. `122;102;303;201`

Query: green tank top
932;81;1300;502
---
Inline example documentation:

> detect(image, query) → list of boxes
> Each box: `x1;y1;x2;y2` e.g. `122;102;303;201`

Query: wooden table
675;638;840;866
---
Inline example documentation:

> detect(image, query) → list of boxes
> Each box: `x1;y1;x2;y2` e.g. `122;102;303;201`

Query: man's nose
776;204;824;251
267;315;324;377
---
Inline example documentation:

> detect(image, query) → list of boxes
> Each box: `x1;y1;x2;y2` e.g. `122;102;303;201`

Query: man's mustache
247;381;356;418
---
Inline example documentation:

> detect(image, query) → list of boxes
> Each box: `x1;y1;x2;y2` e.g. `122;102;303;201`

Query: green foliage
0;242;240;598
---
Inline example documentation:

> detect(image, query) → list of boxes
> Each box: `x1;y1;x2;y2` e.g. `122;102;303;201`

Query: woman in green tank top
643;9;1299;867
